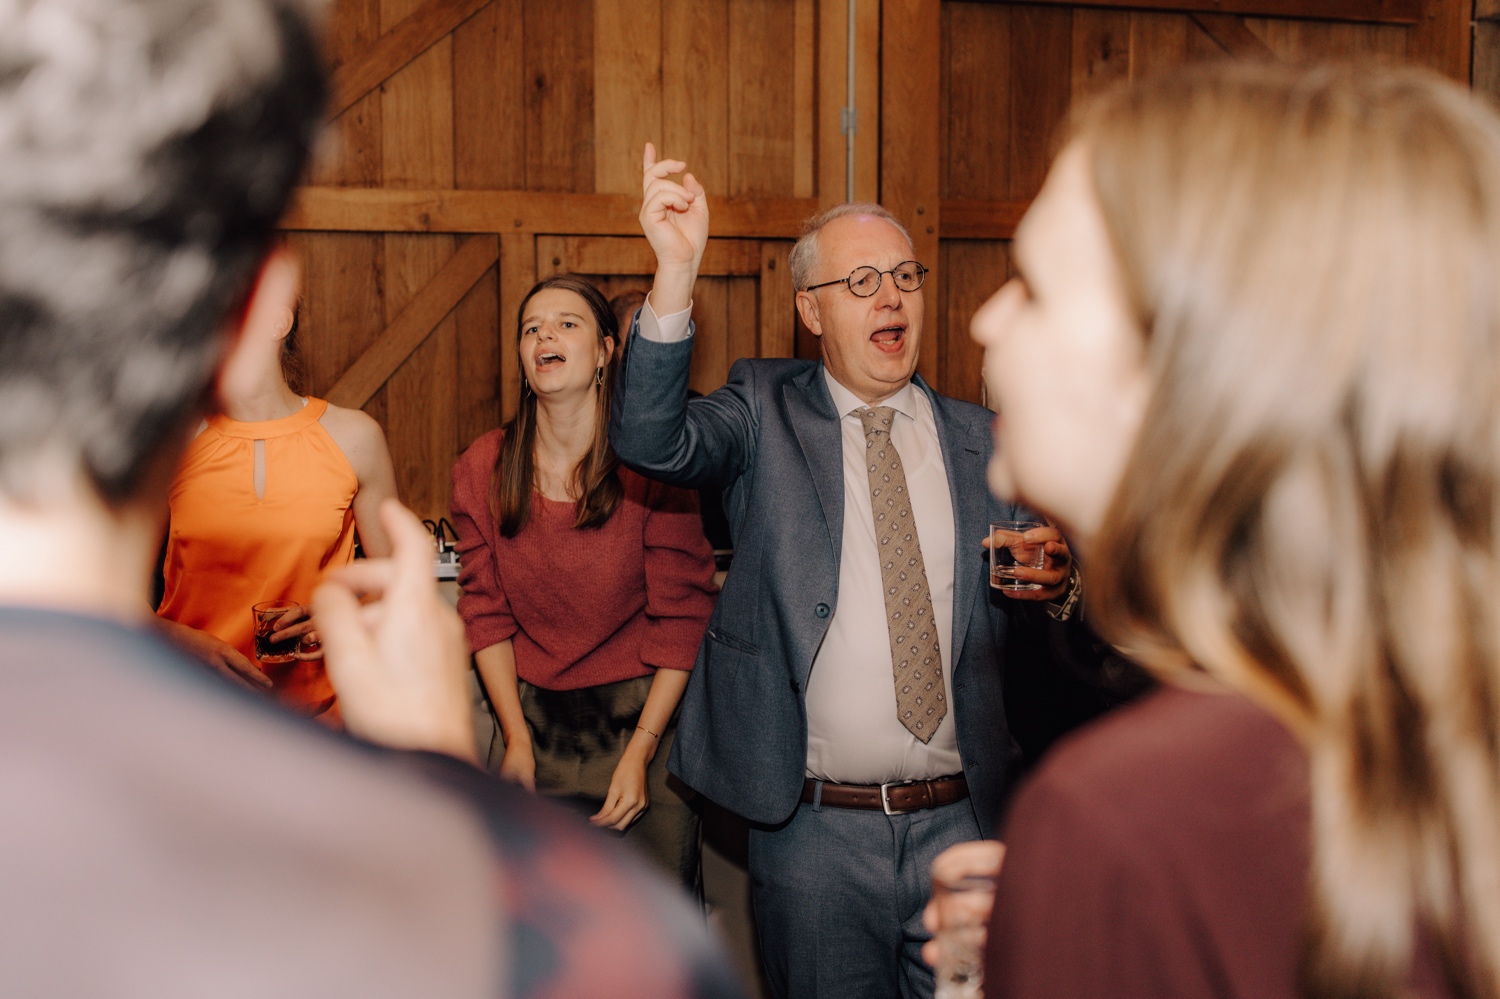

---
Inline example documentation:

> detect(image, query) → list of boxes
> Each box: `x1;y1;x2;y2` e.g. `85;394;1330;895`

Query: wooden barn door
285;0;1470;520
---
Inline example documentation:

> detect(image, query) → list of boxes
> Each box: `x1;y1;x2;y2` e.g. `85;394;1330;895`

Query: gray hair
0;0;326;505
788;202;914;291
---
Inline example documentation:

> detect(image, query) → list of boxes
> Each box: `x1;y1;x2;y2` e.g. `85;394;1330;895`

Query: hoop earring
595;367;604;387
521;376;532;396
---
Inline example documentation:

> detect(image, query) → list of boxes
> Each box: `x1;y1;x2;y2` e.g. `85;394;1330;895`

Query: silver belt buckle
880;781;909;816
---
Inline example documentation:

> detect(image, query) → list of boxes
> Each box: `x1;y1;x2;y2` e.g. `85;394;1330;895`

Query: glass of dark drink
252;600;304;664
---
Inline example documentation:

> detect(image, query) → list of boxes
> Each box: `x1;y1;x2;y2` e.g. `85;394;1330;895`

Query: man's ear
795;290;823;338
215;248;301;402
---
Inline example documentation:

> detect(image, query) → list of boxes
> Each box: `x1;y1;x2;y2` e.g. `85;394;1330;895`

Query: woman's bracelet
635;724;660;740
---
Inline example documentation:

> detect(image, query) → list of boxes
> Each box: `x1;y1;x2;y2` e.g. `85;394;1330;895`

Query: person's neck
0;471;159;625
534;389;598;469
221;374;303;423
824;365;910;408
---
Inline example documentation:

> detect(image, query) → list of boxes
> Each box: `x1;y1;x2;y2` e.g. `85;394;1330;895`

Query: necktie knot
858;406;896;439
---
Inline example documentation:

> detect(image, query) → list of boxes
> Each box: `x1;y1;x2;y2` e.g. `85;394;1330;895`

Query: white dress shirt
637;297;964;784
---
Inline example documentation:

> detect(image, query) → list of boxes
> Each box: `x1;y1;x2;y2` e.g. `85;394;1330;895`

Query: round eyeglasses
803;260;927;298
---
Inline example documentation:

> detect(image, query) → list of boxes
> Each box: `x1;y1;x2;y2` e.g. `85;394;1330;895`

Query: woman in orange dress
156;250;397;726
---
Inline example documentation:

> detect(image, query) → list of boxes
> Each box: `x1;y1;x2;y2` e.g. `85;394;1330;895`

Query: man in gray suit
612;146;1079;999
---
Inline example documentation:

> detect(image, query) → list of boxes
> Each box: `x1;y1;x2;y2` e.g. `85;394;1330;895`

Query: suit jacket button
814;603;831;618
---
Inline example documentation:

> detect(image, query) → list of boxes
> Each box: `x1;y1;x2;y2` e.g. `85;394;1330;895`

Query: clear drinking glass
932;872;998;999
251;600;303;664
989;519;1047;591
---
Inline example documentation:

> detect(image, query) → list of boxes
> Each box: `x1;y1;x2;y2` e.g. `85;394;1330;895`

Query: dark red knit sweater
450;429;717;691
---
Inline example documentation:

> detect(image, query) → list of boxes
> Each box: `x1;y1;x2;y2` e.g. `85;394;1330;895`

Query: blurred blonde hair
1079;62;1500;998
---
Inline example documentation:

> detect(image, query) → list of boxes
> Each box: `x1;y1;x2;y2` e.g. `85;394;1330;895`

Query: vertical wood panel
854;0;882;203
314;0;383;186
881;0;943;387
664;0;730;194
730;0;797;196
793;0;817;198
1071;8;1132;103
944;2;1012;200
524;0;595;192
817;0;848;207
1129;11;1190;79
454;262;501;453
596;0;664;194
760;241;796;358
689;278;731;394
498;233;536;423
941;240;1008;407
727;276;760;367
381;0;457;519
453;1;526;189
1009;5;1072;201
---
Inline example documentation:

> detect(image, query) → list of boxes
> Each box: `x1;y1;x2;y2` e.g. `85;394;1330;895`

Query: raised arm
612;144;757;489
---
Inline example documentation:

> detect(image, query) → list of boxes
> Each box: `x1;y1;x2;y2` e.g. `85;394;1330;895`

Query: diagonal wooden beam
326;235;498;409
328;0;493;120
1190;12;1278;59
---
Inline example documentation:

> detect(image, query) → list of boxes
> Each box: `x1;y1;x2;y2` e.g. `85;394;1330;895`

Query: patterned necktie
858;406;947;743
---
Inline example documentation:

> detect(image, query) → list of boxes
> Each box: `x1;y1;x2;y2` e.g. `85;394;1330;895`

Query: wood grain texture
1130;11;1190;79
663;0;730;194
759;241;796;358
881;0;943;387
853;0;882;203
793;0;817;197
1009;4;1072;200
313;0;382;185
524;0;594;192
727;276;760;370
1071;8;1132;103
940;199;1029;239
729;0;796;196
595;0;663;194
976;0;1421;24
326;235;499;411
536;236;764;276
944;2;1012;200
940;240;1008;407
689;277;731;394
498;234;536;422
1404;0;1467;79
1189;12;1275;57
282;187;820;236
453;0;525;189
329;0;493;119
453;263;502;454
816;0;848;208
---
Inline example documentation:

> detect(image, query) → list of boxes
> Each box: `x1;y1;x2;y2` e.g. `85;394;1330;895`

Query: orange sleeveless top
157;398;358;724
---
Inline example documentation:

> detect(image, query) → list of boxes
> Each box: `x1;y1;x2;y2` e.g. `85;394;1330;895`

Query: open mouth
870;324;906;354
534;351;566;372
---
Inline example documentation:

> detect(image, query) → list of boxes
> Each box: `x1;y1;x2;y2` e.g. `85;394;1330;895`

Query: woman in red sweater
450;274;716;889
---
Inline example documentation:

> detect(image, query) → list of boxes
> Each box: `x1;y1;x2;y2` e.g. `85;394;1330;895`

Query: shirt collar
822;367;922;423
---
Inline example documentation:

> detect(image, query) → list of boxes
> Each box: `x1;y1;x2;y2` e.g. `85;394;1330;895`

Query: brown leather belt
800;775;969;815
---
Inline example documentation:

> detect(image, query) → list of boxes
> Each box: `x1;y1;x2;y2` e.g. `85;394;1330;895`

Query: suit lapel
785;365;845;575
919;376;989;673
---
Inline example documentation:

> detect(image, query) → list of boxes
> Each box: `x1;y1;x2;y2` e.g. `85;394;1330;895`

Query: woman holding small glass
449;274;716;890
156;249;398;727
929;62;1500;999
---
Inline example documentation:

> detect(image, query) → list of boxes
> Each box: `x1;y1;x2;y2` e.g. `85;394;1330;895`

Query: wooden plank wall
287;0;1469;520
938;0;1458;405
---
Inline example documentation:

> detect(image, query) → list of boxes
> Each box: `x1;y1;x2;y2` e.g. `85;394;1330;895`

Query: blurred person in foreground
0;1;744;997
929;62;1500;999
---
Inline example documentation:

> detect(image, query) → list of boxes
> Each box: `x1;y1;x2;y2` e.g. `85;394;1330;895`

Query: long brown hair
491;275;622;537
1077;63;1500;998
